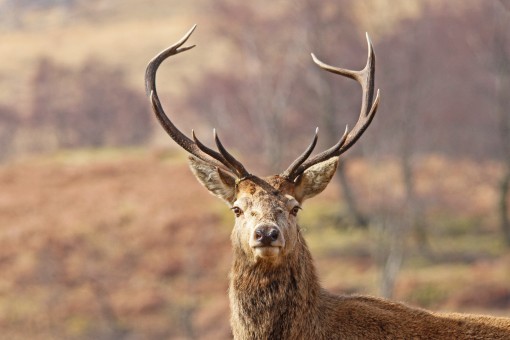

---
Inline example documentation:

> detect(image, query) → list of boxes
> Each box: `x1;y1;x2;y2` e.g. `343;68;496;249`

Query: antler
281;33;381;182
145;25;251;179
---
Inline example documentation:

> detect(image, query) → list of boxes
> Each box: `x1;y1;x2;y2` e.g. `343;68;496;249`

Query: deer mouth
253;245;281;258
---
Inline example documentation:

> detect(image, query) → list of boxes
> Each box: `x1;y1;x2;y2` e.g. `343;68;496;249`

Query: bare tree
0;104;20;161
30;56;153;151
209;2;307;171
299;0;370;228
492;1;510;245
460;0;510;246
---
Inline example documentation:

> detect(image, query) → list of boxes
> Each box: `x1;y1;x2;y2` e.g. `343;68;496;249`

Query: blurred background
1;0;509;338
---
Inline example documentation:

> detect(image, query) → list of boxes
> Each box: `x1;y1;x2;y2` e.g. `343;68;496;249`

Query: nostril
255;229;264;241
268;228;279;241
254;226;280;246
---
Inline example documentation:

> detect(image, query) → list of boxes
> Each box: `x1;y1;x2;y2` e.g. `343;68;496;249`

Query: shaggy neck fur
228;229;322;340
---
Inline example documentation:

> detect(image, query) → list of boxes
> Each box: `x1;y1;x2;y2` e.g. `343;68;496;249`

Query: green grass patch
432;213;483;237
405;282;450;308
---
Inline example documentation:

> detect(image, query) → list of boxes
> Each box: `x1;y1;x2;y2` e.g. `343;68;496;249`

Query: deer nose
254;225;280;246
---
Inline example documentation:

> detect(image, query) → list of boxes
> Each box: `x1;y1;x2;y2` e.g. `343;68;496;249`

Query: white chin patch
254;247;280;259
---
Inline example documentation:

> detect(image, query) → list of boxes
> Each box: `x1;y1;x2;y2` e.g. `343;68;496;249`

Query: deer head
145;25;380;265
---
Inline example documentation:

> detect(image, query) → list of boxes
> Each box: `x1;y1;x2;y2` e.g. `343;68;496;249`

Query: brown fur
188;156;510;339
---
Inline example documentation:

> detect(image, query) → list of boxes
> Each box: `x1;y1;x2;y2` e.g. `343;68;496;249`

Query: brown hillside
0;151;509;338
0;151;233;338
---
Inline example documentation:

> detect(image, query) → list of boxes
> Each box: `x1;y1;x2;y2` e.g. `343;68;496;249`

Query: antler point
311;53;321;64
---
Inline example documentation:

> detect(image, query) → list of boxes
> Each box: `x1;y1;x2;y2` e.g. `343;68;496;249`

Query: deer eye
290;206;301;216
231;206;243;217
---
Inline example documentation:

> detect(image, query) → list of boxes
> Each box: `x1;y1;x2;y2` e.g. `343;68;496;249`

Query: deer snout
251;224;284;249
255;226;279;246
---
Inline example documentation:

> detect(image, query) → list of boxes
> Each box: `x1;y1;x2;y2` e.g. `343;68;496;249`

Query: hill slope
0;151;508;338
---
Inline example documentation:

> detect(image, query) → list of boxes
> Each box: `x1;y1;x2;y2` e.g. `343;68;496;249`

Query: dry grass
0;150;508;338
0;150;232;338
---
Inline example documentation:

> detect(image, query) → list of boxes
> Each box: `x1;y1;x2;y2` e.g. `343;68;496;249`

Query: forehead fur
236;175;296;199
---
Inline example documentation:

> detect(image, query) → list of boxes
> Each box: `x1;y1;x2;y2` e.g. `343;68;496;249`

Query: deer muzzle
250;223;285;258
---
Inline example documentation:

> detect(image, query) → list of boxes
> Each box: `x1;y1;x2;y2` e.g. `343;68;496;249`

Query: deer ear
188;156;237;204
294;156;339;203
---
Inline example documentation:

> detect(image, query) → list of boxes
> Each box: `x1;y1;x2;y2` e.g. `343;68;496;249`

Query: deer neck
228;229;321;339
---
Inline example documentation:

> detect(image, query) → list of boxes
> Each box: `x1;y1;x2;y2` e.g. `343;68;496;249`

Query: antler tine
283;33;380;181
281;127;319;180
191;129;249;177
214;129;251;179
145;25;197;97
145;25;249;177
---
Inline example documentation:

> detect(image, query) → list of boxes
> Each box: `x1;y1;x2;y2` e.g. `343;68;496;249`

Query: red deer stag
145;25;510;339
